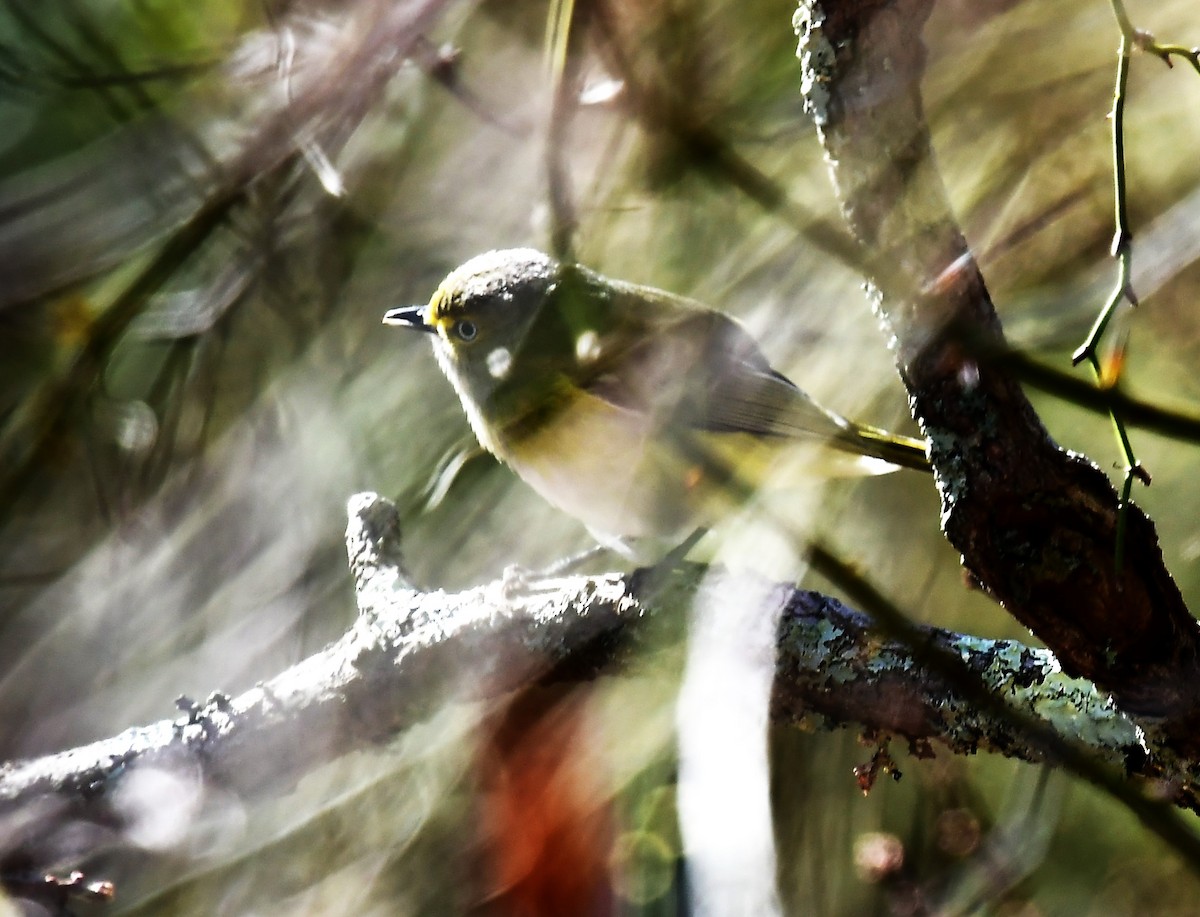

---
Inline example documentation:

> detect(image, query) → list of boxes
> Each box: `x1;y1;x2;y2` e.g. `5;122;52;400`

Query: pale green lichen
1023;673;1142;749
950;636;1144;753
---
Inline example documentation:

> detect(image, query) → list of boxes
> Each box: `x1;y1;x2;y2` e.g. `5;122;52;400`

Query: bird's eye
453;320;478;342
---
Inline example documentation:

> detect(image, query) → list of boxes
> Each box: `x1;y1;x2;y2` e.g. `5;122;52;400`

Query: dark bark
794;0;1200;752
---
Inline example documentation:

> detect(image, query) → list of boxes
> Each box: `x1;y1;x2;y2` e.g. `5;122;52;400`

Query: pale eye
453;319;478;342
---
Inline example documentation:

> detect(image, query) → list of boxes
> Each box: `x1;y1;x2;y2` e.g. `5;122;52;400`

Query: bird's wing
579;302;853;442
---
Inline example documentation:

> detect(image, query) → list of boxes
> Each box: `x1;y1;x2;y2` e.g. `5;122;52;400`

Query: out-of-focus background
2;0;1200;913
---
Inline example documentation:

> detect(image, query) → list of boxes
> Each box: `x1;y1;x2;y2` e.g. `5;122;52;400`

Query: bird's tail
842;423;931;473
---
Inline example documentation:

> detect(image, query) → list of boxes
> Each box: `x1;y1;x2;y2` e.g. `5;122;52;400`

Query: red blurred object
474;687;617;917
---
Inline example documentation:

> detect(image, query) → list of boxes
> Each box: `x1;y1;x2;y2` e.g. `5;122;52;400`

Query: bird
384;248;928;551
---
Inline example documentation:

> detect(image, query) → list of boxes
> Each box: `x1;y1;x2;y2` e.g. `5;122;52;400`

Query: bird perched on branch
385;248;927;552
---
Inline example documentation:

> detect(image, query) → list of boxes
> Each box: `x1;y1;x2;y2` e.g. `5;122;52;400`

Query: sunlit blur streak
0;0;456;516
0;0;452;309
677;559;790;917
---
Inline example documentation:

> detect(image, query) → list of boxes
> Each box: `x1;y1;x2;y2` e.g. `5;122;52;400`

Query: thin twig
1078;2;1200;565
1074;19;1142;568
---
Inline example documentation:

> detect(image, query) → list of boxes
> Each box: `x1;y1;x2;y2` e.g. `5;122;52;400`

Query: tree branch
793;0;1200;755
4;493;1197;877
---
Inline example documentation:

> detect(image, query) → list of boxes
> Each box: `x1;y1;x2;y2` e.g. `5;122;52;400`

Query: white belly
501;391;714;540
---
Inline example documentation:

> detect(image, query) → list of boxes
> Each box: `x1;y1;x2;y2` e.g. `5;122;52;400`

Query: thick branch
793;0;1200;753
1;494;1189;875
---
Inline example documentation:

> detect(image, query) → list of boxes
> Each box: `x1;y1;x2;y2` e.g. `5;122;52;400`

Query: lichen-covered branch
3;493;1197;877
793;0;1200;756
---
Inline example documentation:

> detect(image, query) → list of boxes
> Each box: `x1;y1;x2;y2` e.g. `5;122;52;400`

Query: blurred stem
544;0;587;261
2;0;136;123
1108;0;1135;38
0;180;254;523
590;0;864;270
989;346;1200;444
137;339;200;496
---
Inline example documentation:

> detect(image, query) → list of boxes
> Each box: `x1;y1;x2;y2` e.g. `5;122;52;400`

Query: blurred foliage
2;0;1200;913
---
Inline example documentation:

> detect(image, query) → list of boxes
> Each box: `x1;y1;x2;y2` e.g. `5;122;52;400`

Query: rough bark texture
794;0;1200;751
3;494;1179;881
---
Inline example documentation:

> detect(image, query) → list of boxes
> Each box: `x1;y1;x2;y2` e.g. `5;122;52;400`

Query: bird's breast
488;385;883;542
498;388;721;540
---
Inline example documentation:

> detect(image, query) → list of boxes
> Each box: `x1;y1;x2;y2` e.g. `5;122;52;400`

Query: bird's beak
382;305;435;333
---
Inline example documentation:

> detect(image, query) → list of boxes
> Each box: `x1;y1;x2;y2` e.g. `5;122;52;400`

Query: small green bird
384;249;927;547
